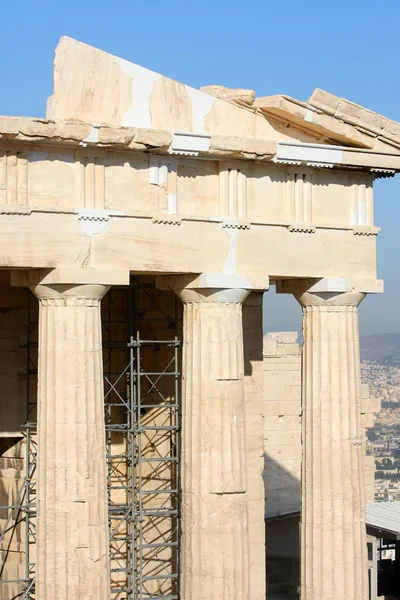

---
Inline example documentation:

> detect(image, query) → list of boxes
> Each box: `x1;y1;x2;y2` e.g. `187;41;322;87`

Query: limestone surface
296;290;368;600
175;283;251;600
32;283;110;600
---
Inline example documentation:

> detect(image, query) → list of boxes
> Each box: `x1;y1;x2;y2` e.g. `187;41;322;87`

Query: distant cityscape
360;333;400;502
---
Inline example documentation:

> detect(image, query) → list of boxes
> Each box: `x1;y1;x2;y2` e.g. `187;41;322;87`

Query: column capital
10;267;130;288
156;272;269;303
295;290;365;308
276;276;382;307
30;283;110;306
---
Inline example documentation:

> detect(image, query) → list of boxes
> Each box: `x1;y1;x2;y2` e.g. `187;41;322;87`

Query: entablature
0;208;379;281
0;119;396;233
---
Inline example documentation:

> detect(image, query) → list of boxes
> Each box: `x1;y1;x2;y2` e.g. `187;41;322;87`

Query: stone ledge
209;135;276;160
277;277;384;295
0;115;278;162
11;268;130;287
0;116;172;152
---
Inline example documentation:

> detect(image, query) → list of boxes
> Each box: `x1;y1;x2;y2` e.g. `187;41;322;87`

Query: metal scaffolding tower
0;277;181;600
103;278;181;600
0;290;38;600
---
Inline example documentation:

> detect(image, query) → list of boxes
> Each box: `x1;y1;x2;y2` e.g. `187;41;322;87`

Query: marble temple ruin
0;36;399;600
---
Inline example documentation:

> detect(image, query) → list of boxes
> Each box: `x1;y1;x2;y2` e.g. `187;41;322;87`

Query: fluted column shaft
177;287;250;600
297;291;368;600
31;283;110;600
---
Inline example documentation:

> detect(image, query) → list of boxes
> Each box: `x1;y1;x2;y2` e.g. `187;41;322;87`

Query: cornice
1;116;400;171
256;91;400;154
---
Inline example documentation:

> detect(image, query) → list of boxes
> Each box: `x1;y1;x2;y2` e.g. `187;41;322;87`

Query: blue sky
1;0;399;335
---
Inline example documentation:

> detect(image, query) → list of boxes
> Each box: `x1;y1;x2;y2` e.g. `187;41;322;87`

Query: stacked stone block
263;328;381;600
263;332;302;519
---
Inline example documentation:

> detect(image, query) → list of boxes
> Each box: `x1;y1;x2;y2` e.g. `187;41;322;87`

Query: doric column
299;290;367;600
158;274;268;600
32;282;110;600
180;287;249;600
278;278;382;600
11;268;129;600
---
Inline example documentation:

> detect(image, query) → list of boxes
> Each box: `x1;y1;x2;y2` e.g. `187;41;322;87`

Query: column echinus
11;269;129;600
157;273;269;600
278;277;383;600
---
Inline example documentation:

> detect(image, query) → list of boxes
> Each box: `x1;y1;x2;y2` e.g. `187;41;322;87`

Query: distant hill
360;333;400;365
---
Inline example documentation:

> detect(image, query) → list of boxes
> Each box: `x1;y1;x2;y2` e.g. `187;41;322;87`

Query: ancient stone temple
0;36;399;600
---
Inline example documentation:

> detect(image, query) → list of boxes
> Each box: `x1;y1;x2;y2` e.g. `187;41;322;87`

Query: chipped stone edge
0;116;278;162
